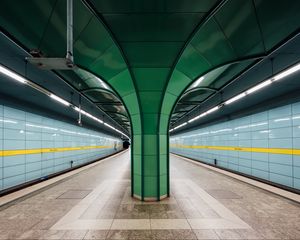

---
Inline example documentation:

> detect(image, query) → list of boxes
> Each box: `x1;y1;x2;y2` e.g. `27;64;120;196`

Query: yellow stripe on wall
0;145;114;157
170;144;300;155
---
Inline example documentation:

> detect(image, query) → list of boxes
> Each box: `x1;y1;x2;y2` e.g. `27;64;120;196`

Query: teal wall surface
0;104;122;191
170;102;300;190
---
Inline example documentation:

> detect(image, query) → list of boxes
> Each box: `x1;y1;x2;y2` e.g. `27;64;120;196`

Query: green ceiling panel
102;13;204;42
91;0;166;13
108;69;135;97
0;0;55;50
166;69;192;95
139;91;162;113
190;19;237;66
123;93;140;115
121;42;182;67
74;17;113;67
161;93;177;115
133;68;170;91
176;45;211;79
166;0;219;12
91;0;218;13
37;0;68;57
73;1;94;40
215;0;265;56
254;0;300;51
88;45;127;79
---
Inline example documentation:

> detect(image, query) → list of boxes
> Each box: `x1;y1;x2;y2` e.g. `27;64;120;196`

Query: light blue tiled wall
170;102;300;190
0;104;122;191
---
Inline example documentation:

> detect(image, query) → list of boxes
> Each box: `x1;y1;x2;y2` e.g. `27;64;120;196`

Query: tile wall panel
170;102;300;190
0;104;122;191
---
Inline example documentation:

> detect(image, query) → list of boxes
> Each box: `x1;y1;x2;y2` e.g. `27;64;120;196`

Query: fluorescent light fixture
188;106;220;123
246;79;272;94
273;62;300;81
50;94;70;106
174;122;187;130
169;128;174;132
104;122;115;130
192;76;205;88
205;105;220;114
188;116;199;123
0;66;128;138
73;106;104;124
224;92;246;105
184;62;300;126
0;65;27;84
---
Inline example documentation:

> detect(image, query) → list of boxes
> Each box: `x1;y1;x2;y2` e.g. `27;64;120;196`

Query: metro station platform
0;150;299;240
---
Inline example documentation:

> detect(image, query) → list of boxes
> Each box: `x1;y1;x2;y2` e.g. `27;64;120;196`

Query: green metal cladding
0;0;300;200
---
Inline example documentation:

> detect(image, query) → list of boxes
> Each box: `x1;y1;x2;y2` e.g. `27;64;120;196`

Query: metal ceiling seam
81;0;143;198
37;0;59;50
86;44;116;69
251;0;267;53
72;16;94;43
212;16;239;58
188;43;214;68
171;30;300;133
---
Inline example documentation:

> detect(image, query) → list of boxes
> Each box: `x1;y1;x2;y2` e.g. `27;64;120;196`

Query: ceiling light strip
171;62;300;132
0;63;129;138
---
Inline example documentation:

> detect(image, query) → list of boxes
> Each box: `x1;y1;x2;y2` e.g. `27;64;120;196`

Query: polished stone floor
0;151;300;239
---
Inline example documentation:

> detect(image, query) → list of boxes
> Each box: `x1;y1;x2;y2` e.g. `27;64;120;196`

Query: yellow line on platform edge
0;145;114;157
170;144;300;155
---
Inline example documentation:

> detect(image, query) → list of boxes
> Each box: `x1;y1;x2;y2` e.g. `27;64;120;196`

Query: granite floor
0;151;300;239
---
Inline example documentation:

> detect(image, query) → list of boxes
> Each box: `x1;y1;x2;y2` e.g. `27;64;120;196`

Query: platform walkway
0;150;299;239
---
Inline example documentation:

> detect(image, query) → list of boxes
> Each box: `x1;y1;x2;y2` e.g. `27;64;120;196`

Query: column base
133;194;168;201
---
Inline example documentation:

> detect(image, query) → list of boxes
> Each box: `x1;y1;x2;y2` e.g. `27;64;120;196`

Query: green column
129;68;171;201
132;116;169;201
